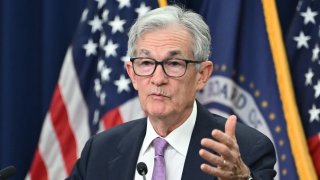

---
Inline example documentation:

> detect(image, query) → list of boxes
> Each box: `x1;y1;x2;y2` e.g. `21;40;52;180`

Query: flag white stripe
38;113;67;179
58;47;91;157
25;173;31;180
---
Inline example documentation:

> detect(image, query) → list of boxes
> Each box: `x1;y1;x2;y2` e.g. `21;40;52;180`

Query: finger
225;115;237;138
201;138;232;158
199;148;224;167
200;164;233;179
211;130;234;149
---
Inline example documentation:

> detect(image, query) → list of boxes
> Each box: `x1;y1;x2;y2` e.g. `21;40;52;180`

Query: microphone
0;166;16;180
136;162;148;180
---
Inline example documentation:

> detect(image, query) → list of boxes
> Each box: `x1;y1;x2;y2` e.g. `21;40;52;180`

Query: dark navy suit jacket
67;102;276;179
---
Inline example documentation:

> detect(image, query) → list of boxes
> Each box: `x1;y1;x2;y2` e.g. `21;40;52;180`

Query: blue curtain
0;0;86;179
0;0;298;179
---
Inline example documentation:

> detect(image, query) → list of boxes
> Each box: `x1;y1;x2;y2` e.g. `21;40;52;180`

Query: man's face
126;25;212;122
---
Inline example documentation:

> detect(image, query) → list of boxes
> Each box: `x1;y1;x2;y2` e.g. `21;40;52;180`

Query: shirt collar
140;101;197;157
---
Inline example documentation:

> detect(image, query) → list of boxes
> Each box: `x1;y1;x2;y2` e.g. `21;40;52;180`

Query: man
67;5;276;180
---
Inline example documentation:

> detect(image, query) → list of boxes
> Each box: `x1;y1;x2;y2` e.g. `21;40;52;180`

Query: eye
165;59;185;67
138;58;155;66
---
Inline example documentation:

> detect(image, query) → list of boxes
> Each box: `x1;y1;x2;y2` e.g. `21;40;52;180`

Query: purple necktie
152;137;168;180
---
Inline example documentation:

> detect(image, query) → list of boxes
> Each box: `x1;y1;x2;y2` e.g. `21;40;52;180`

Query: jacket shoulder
92;118;146;144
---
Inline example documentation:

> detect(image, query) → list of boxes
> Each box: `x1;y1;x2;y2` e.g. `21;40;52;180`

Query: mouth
149;93;168;99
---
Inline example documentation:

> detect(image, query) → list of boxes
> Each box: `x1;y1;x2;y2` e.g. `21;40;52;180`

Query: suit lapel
106;119;147;180
181;102;220;180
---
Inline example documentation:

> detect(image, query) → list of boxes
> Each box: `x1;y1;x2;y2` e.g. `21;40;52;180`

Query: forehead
135;25;194;58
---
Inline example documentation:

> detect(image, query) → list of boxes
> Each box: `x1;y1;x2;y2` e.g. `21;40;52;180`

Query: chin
149;112;167;119
146;104;169;117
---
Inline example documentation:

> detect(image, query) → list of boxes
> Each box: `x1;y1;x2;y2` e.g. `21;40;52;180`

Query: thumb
225;115;237;138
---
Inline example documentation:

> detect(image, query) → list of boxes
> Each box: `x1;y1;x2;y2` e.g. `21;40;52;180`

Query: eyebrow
137;49;183;58
138;49;150;56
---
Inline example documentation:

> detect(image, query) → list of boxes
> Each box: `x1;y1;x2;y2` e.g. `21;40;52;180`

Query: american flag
286;0;320;177
25;0;319;179
26;0;162;179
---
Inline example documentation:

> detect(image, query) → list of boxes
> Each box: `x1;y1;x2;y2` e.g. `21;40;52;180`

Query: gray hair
127;5;211;62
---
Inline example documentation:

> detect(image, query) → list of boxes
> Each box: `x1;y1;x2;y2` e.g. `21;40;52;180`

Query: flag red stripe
29;148;48;180
102;108;124;129
50;85;77;174
308;133;320;177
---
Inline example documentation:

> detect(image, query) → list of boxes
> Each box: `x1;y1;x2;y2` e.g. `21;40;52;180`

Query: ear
126;61;138;90
196;60;213;90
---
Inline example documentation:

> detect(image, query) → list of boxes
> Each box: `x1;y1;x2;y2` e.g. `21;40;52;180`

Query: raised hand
199;115;251;180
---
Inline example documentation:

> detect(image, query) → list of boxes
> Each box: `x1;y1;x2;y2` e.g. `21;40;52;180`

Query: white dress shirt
134;101;197;180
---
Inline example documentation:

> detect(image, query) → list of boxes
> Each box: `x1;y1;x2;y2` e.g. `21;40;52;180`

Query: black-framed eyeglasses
130;57;202;77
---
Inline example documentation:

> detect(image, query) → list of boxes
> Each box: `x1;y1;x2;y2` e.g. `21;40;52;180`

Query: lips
149;93;168;101
151;93;166;97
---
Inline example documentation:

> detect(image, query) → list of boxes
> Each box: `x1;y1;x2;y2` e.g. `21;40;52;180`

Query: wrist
246;168;253;180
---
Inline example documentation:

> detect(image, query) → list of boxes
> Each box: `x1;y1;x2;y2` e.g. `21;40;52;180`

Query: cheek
134;77;147;90
175;81;197;102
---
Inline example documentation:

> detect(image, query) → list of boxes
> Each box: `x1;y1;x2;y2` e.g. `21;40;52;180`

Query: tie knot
153;137;168;156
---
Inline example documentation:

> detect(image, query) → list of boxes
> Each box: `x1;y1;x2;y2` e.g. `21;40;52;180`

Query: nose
151;64;168;85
